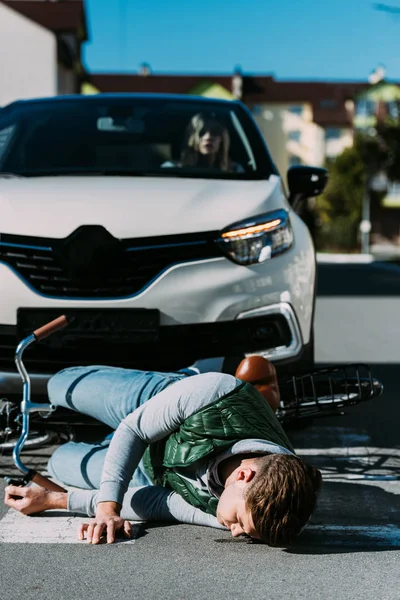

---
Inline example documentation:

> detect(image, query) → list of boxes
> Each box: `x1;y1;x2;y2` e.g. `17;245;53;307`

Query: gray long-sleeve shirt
68;372;293;529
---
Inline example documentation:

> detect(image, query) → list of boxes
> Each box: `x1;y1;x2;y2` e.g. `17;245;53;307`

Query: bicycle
1;315;384;490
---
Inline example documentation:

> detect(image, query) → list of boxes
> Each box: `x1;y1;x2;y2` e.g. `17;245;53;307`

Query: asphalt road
1;260;399;600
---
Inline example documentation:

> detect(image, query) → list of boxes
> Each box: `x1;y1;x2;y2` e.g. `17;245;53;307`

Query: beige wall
282;104;325;167
0;3;57;106
252;103;353;179
253;107;289;179
325;129;353;158
252;103;326;188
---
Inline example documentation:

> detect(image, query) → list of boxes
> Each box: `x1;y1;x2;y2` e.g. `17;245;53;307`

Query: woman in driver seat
163;112;244;173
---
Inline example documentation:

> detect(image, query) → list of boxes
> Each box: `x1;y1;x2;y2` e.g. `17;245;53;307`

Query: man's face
216;480;260;539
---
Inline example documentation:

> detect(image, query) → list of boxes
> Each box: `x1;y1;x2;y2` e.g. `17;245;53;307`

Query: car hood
0;175;287;238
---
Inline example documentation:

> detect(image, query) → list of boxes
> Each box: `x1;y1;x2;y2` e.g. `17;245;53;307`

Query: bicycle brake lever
4;469;35;487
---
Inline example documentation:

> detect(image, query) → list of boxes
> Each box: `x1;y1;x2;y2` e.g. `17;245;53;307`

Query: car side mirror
287;165;328;210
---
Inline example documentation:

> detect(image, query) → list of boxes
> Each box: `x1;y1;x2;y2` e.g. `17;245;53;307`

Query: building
0;0;88;107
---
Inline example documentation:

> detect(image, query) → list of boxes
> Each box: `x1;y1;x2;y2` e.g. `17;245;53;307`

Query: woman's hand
4;484;66;515
78;501;132;544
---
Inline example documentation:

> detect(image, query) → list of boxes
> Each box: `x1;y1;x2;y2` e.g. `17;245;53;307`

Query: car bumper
0;301;304;394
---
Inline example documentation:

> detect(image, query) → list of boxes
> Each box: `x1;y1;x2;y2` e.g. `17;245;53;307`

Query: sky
83;0;400;81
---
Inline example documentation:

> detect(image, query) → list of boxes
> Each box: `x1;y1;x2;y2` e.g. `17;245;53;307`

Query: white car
0;93;327;396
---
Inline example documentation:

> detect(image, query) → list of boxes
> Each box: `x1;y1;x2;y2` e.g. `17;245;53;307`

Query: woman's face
198;123;222;156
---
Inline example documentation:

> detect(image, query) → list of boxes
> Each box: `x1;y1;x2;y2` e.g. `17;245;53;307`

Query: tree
316;123;400;252
316;140;366;252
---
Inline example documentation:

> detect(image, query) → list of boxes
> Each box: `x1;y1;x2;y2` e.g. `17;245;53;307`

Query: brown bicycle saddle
234;355;280;412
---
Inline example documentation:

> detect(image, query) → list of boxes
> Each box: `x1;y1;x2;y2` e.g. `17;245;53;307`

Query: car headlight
216;209;293;265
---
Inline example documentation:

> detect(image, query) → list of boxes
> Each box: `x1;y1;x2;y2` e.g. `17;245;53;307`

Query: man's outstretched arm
4;483;226;543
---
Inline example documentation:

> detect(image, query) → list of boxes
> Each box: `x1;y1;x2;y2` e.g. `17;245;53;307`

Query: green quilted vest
142;381;295;516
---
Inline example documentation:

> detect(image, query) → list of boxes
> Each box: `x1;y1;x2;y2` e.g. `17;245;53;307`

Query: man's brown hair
245;454;322;546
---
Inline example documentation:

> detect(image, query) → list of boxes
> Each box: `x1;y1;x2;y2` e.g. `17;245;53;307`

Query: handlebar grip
31;472;67;492
33;315;69;341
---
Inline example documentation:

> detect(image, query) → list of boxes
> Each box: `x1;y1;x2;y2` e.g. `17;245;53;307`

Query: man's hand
78;516;132;544
78;501;132;544
4;484;66;515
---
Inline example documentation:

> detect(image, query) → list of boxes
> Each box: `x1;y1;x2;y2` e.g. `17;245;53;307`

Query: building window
288;105;303;116
387;101;400;119
288;154;302;167
320;99;337;109
288;130;301;142
251;106;274;120
356;99;376;117
325;128;341;140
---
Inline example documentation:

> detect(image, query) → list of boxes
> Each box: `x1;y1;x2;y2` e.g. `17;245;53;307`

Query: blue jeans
47;365;195;489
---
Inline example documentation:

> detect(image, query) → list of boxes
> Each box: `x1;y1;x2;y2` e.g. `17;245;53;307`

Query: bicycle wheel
277;363;383;425
0;429;58;453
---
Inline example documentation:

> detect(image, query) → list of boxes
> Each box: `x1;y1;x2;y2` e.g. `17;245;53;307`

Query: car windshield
0;97;274;180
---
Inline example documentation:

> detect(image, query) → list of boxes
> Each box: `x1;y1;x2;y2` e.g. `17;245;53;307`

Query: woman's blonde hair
181;112;231;171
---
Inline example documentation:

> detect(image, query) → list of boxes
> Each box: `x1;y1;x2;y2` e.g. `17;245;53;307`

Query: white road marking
297;446;400;482
297;446;400;457
316;253;374;264
305;524;400;547
0;509;141;544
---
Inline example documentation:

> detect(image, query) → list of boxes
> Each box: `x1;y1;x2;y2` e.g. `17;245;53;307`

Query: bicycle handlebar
31;472;67;493
33;315;69;341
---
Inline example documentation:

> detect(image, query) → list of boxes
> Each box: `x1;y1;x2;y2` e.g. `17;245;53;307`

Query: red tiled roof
247;79;370;126
2;0;88;39
89;74;236;96
89;74;372;127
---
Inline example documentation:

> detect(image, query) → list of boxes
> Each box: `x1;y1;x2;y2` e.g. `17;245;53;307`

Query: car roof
5;93;242;110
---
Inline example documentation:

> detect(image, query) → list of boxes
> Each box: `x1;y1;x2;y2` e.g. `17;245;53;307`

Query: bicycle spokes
277;364;383;424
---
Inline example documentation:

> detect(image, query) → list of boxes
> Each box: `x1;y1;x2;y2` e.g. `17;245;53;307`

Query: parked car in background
0;93;327;397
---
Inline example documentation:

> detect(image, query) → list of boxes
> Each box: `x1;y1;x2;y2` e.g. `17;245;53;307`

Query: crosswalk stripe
304;524;400;547
0;509;141;544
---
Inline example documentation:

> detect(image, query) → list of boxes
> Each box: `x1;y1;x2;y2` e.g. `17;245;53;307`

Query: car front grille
0;230;222;299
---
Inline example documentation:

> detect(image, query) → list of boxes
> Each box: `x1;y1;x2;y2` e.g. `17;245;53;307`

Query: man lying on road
5;356;322;546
